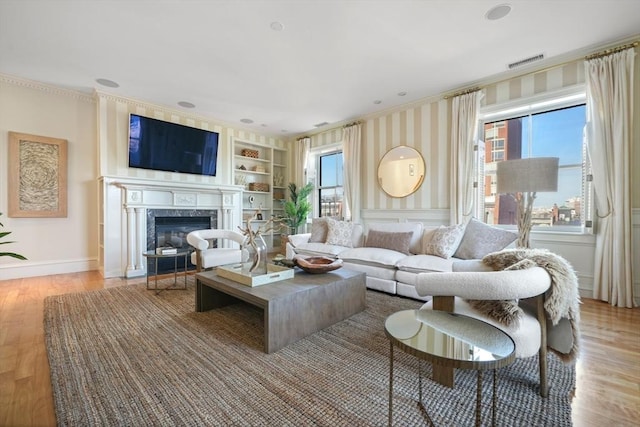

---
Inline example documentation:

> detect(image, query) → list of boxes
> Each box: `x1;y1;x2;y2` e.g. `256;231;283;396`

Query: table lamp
496;157;559;248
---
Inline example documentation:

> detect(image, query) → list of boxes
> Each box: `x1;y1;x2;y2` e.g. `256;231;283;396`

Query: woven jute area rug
44;276;574;426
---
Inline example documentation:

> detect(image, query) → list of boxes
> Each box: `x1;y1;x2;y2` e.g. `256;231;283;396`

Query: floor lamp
496;157;559;248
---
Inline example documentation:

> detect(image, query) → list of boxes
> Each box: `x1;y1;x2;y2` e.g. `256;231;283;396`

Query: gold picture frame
8;132;68;218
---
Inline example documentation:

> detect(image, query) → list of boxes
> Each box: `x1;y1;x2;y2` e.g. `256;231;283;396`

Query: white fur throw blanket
475;248;581;363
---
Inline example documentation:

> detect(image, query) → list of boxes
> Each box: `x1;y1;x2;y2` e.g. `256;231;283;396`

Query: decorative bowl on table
294;256;343;274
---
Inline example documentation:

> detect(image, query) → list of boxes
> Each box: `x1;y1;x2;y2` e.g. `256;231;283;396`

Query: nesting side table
385;309;516;427
142;249;191;294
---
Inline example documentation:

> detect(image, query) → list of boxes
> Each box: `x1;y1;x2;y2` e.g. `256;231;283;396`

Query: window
317;151;343;218
478;91;590;233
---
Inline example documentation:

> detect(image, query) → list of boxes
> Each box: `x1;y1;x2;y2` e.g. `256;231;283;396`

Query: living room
1;1;639;426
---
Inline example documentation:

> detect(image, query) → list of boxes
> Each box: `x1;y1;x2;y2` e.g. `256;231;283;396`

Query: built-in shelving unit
232;138;288;252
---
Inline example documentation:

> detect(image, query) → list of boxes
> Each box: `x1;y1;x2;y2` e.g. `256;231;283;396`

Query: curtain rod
296;120;363;141
443;39;639;100
343;120;363;128
585;41;638;60
443;87;481;99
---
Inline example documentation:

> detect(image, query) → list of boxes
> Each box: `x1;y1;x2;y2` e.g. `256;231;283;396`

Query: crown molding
0;73;95;103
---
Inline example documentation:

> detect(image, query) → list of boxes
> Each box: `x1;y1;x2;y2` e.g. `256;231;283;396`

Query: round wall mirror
377;146;425;198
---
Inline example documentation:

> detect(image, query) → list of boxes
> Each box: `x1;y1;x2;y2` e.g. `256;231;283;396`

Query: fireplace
147;209;217;274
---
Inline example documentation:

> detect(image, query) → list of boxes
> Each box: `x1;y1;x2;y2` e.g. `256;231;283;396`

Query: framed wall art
8;132;68;218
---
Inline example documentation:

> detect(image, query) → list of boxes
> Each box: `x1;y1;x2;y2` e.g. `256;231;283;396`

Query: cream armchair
186;229;246;272
415;261;553;397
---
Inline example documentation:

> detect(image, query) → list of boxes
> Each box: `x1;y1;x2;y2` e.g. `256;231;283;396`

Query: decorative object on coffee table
294;255;343;274
238;217;285;275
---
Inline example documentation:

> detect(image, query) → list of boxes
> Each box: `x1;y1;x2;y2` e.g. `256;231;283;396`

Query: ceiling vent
314;121;330;128
508;53;544;69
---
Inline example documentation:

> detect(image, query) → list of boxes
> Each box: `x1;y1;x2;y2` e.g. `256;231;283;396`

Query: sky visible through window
523;104;586;208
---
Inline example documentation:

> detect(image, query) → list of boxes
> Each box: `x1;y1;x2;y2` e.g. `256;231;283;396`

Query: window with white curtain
307;145;344;219
477;89;591;233
317;151;344;218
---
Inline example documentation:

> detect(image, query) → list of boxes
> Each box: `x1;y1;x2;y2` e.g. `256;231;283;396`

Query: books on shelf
156;247;178;255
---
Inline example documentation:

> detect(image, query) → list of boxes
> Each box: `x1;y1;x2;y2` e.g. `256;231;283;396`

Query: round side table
385;309;515;427
142;249;191;294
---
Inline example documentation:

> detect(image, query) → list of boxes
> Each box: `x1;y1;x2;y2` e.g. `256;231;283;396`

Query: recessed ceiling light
261;124;268;127
177;101;195;108
485;4;511;21
95;78;119;88
240;118;254;124
281;129;288;133
373;100;382;104
398;91;407;96
270;21;284;31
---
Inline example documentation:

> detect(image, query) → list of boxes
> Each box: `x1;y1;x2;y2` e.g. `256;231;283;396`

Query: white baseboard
0;258;98;281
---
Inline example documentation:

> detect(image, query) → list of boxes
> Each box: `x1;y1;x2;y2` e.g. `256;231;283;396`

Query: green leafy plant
282;183;314;234
0;213;27;260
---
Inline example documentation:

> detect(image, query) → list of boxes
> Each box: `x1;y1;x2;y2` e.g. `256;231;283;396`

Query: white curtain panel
450;90;482;225
585;47;636;308
295;137;311;186
342;123;362;222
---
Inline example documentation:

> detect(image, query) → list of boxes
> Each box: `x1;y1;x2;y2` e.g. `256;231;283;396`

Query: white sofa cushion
396;254;457;273
367;222;423;254
341;261;397;281
339;247;407;268
292;242;350;258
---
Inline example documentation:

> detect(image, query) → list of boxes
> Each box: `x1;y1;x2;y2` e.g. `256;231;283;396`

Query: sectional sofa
286;217;518;300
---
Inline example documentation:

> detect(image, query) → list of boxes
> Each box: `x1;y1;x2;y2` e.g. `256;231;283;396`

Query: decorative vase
242;234;268;276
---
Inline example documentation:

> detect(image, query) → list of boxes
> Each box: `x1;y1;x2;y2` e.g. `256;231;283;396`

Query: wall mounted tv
128;114;219;176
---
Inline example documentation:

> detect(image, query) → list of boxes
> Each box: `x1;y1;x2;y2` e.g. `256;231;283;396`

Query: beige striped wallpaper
308;49;640;214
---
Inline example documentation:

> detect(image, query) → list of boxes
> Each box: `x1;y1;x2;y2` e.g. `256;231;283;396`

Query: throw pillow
453;218;518;260
308;218;328;243
325;218;354;247
365;230;413;255
424;223;466;259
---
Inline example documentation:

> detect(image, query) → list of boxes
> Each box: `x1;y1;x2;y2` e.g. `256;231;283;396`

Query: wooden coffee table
195;268;366;353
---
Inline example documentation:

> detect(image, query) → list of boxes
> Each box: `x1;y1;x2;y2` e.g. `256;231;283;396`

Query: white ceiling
1;0;639;137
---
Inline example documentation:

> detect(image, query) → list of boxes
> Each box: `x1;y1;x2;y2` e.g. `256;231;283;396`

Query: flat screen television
128;114;219;176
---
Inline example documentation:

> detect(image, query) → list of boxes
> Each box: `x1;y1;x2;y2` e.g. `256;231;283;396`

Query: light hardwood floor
1;271;639;426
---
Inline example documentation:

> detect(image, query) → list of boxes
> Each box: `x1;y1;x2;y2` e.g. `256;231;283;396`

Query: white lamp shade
496;157;559;193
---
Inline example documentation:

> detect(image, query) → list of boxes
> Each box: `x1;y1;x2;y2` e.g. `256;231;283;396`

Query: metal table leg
388;342;394;427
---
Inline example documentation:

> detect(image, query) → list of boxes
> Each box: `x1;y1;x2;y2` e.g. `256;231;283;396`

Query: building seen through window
481;103;587;231
318;151;344;218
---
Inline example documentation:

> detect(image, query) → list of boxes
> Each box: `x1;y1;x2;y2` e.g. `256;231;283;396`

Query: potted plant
0;213;27;260
282;182;313;235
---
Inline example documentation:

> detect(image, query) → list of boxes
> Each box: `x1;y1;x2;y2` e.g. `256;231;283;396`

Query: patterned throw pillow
453;218;518;260
424;224;466;259
309;218;328;243
365;230;413;255
325;218;354;247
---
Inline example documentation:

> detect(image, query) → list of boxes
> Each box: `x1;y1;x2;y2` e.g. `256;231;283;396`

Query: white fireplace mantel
99;176;243;278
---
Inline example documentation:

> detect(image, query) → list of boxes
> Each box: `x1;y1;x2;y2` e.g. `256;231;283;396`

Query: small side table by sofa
143;249;191;294
385;309;515;427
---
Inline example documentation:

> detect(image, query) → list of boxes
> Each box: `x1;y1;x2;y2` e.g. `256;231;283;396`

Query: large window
478;93;589;233
317;151;343;218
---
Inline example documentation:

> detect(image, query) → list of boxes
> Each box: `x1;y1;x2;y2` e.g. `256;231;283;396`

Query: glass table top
385;309;515;369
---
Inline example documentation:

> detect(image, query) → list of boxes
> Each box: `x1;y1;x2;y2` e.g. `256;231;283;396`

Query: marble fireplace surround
102;177;243;278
